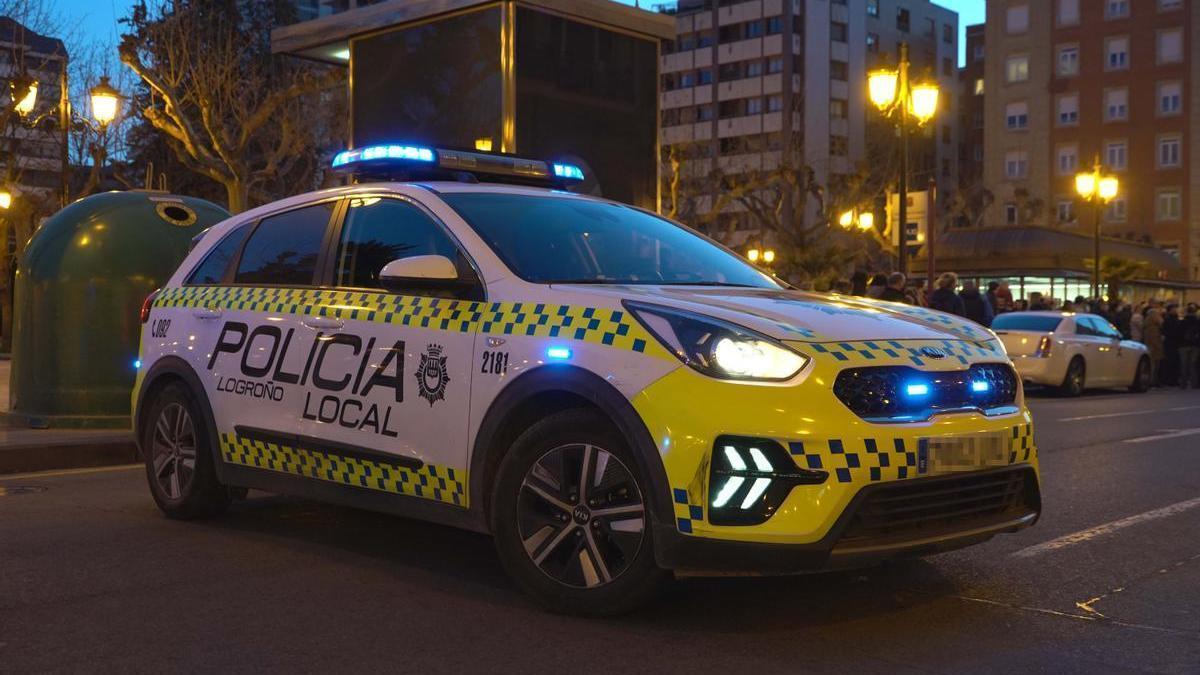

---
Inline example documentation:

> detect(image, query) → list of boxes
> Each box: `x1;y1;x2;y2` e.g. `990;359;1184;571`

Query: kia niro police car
134;143;1041;615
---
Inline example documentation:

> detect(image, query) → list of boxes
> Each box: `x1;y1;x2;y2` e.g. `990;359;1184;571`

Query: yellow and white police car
133;144;1040;615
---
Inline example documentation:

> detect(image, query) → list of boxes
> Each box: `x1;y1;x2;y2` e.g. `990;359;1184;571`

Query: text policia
206;321;406;438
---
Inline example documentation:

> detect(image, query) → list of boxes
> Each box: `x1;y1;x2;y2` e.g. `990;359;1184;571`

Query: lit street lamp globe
89;76;121;127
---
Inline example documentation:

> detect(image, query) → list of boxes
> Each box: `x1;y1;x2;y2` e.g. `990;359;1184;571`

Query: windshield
992;314;1064;332
441;192;780;288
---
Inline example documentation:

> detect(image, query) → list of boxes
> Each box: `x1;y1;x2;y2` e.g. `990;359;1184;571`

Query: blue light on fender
552;163;585;181
133;359;142;369
546;346;573;360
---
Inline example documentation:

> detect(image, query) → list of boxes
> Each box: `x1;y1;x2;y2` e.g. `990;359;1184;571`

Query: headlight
624;301;809;381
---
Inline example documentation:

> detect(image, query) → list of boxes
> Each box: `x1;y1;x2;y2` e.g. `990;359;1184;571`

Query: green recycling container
9;191;229;428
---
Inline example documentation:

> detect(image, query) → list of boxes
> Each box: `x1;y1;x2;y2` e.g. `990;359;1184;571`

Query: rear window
234;202;334;286
992;314;1064;332
186;223;251;285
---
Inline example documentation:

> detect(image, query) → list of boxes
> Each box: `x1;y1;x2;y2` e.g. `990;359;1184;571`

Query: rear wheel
490;409;667;616
142;381;230;519
1059;357;1085;397
1129;356;1152;393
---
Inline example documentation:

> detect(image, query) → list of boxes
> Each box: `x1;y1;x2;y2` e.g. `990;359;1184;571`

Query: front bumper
630;338;1042;569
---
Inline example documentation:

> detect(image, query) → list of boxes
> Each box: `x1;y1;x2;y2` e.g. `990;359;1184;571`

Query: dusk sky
52;0;986;65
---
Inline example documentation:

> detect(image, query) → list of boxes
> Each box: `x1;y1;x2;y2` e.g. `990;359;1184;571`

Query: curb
0;437;139;475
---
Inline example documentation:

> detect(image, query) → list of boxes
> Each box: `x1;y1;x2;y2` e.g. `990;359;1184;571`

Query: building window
746;20;765;39
696;105;713;121
1158;134;1182;168
767;57;783;74
973;44;985;62
698;69;713;85
1057;201;1075;223
1105;140;1128;170
1160;0;1183;11
767;95;783;113
1057;45;1079;77
1007;101;1029;129
1106;36;1129;70
1105;0;1130;20
942;57;954;77
1057;94;1079;126
766;16;783;34
830;60;848;81
866;32;879;53
1158;81;1182;115
830;98;847;119
924;18;935;38
1005;150;1029;179
943;24;953;44
1158;28;1184;65
1056;144;1079;175
897;7;910;33
747;97;764;115
1007;5;1029;34
697;31;714;48
746;60;764;77
974;78;984;95
1106;198;1128;222
1157;190;1182;221
867;0;880;18
973;110;984;129
1006;55;1029;83
830;135;849;156
718;100;741;118
1058;0;1080;26
831;22;848;43
1005;203;1019;225
1104;88;1128;122
941;124;952;144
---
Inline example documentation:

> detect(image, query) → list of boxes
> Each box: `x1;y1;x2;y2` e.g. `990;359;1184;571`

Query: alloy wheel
517;443;645;588
151;402;197;500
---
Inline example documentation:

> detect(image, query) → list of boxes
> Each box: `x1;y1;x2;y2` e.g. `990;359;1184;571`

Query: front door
296;195;483;508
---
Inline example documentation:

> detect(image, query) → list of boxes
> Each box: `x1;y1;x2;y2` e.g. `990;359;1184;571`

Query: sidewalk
0;360;138;474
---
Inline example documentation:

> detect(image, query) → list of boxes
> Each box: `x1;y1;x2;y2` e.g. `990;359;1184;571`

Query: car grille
832;363;1018;422
838;467;1038;547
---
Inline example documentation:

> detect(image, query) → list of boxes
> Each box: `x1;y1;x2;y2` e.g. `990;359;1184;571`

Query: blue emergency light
331;142;586;188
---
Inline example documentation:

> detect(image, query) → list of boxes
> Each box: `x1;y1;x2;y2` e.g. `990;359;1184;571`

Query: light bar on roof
331;141;586;185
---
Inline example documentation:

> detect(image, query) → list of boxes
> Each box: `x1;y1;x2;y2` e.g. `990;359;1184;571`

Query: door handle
192;307;222;320
302;318;344;331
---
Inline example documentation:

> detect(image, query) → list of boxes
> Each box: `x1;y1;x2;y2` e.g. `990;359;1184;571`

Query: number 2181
481;350;509;375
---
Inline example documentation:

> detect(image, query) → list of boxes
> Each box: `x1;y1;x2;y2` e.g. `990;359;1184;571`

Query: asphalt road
2;388;1199;673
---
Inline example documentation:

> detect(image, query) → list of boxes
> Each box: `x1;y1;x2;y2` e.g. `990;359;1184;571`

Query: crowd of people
820;270;1200;390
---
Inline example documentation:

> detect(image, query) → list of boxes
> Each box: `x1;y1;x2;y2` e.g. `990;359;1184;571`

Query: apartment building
984;0;1199;280
0;17;67;205
660;0;958;237
959;23;985;196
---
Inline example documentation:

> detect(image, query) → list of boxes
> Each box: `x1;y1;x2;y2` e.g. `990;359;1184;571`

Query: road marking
1058;405;1200;422
1012;496;1200;558
1123;428;1200;444
0;464;141;481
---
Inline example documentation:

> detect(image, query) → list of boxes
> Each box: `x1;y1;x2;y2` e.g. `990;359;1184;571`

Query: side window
334;197;472;292
1075;318;1098;336
234;202;334;286
186;222;251;285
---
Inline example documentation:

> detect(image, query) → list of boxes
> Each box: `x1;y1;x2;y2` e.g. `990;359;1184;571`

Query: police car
133;143;1041;615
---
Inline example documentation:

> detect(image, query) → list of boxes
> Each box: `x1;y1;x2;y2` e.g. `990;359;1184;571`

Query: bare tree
118;1;345;213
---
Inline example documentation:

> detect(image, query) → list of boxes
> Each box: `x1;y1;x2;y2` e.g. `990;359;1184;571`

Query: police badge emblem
416;344;450;406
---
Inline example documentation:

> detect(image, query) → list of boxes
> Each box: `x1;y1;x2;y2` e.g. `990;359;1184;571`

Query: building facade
0;17;67;206
660;0;958;241
984;0;1199;281
958;23;985;200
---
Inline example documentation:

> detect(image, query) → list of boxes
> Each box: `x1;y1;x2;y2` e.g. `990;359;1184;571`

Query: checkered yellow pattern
220;433;467;506
672;488;705;534
786;422;1036;485
801;338;1005;367
155;286;658;356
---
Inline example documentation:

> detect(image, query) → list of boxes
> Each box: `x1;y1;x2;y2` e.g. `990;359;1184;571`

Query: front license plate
920;433;1009;474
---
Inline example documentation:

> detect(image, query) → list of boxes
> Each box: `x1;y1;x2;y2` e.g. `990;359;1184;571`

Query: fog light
708;436;827;526
971;380;990;393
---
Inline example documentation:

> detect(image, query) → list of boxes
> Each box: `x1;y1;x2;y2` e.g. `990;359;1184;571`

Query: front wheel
141;381;231;519
1129;356;1152;393
490;409;668;616
1059;357;1085;397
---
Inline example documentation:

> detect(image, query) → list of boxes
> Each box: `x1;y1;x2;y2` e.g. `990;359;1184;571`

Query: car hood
553;285;997;343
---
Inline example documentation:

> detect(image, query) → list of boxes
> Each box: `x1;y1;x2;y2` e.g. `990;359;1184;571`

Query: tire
1059;357;1085;397
1129;356;1152;393
490;408;668;616
141;381;231;519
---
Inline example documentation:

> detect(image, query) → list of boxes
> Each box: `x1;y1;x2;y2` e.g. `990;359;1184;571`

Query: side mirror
378;255;474;294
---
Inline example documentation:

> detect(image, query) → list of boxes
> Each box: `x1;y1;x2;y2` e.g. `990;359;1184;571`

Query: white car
992;311;1151;396
133;143;1041;615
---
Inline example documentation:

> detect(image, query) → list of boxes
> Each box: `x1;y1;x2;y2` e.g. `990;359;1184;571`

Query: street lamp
1075;156;1120;301
10;74;37;117
746;247;775;266
89;76;121;128
0;189;11;210
868;42;940;275
838;209;875;231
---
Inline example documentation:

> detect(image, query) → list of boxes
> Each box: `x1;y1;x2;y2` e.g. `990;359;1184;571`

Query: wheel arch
134;357;224;477
469;365;672;533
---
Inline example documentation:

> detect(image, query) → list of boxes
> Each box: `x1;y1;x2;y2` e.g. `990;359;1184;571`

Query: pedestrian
1162;304;1183;386
1143;308;1165;386
850;271;869;296
986;281;1002;314
1014;299;1028;312
1179;305;1200;389
1131;302;1145;342
1113;301;1133;339
880;272;909;303
929;272;966;316
1028;292;1049;311
959;280;994;327
866;274;888;299
995;281;1014;313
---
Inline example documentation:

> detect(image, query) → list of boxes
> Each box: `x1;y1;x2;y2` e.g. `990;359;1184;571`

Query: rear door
294;194;482;507
1076;316;1119;385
